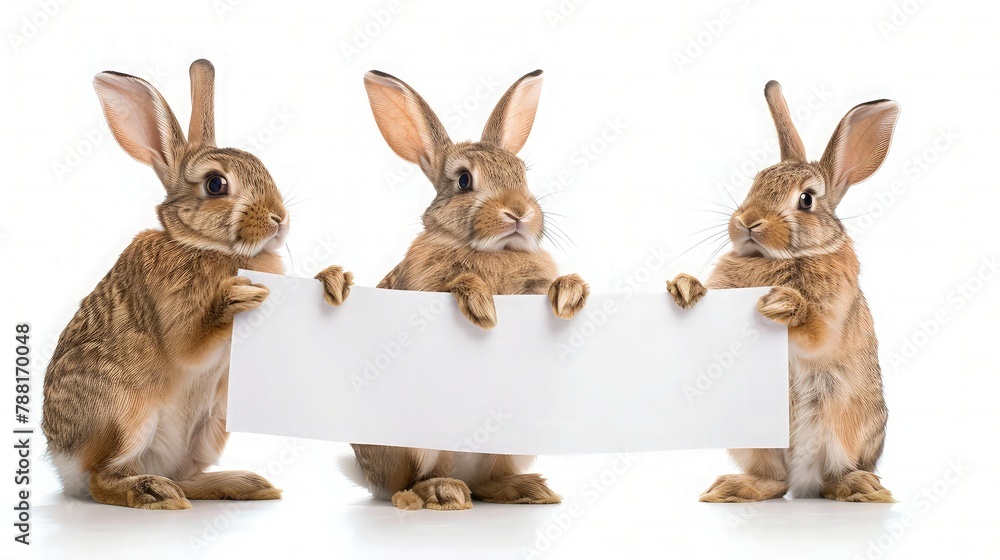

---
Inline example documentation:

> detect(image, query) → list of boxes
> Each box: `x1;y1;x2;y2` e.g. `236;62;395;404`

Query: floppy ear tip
764;80;782;96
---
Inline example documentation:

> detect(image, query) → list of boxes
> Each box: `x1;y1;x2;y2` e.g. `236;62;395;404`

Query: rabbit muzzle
730;210;791;258
468;190;543;252
232;201;289;257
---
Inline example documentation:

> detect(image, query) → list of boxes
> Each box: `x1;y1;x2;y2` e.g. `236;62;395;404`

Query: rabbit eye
457;171;473;192
798;191;813;210
205;175;229;196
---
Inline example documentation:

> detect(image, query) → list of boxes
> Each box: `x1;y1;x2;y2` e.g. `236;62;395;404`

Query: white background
2;0;997;559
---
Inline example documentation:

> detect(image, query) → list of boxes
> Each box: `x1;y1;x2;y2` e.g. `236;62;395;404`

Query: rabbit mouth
732;228;771;257
264;220;290;251
470;228;539;252
736;239;767;258
233;222;288;257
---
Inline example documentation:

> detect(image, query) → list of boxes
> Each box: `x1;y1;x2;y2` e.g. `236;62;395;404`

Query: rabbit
350;69;590;510
667;81;899;503
41;59;353;510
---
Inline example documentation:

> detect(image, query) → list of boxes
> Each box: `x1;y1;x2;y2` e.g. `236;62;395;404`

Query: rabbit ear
764;81;807;163
481;70;543;154
364;70;450;173
188;59;216;149
819;99;900;207
93;71;186;176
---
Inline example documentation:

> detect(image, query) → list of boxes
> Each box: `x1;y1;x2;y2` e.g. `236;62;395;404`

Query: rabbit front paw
223;276;270;319
667;273;707;309
448;273;497;330
315;265;354;306
757;286;807;326
548;274;590;320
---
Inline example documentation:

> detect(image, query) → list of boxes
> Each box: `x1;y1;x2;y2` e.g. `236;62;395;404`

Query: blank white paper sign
228;271;789;454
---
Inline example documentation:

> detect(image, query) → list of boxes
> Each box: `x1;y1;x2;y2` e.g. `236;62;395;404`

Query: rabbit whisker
545;226;576;251
701;237;732;274
686;223;729;237
697;209;736;218
707;200;737;212
671;229;731;264
535;192;562;203
284;242;296;273
838;211;877;221
542;230;567;253
723;190;744;213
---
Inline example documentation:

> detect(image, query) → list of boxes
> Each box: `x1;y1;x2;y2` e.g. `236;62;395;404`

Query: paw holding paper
316;265;355;307
41;60;352;509
669;81;900;503
350;69;586;508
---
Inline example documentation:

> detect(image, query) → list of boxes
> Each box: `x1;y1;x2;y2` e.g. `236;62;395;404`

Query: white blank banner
228;271;789;455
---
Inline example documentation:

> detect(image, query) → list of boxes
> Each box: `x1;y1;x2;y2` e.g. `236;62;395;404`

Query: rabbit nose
269;213;284;225
736;214;764;231
503;206;534;223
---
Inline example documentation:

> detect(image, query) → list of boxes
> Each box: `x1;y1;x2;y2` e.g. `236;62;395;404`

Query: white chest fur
785;356;853;498
115;343;231;480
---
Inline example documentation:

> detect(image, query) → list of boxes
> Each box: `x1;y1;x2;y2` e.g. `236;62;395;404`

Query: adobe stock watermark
853;458;969;560
885;254;996;373
234;106;296;154
555;245;671;359
521;453;637;559
231;277;304;346
349;298;447;393
231;234;343;345
189;439;307;555
681;319;762;404
843;127;958;239
554;298;620;360
7;0;72;53
340;0;403;62
441;75;502;129
383;75;502;192
715;84;834;202
534;116;626;201
544;0;588;30
672;0;753;72
287;234;343;279
52;65;169;182
212;0;246;19
877;0;931;40
453;408;511;452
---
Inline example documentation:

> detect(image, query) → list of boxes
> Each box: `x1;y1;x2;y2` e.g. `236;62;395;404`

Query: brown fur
353;70;586;509
668;81;900;503
42;60;351;509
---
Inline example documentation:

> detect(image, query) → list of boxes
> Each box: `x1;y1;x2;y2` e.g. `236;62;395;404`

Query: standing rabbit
352;70;590;510
668;81;899;502
41;60;353;510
